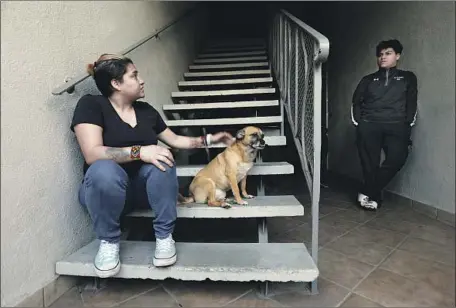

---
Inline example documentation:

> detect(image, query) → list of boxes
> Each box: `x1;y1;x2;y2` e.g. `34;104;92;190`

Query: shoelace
99;240;119;260
156;237;174;251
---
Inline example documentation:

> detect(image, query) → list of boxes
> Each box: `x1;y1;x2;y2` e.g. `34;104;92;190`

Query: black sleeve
70;95;103;132
405;71;418;125
351;76;370;124
154;109;168;135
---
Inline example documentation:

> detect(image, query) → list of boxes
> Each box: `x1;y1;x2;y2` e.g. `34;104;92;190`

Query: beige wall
324;2;455;213
1;1;207;306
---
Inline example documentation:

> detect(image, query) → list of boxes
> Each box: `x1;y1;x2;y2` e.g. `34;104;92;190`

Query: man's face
377;48;400;69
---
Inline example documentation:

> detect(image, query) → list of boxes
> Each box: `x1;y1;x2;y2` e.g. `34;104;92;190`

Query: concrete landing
56;241;319;282
127;195;304;219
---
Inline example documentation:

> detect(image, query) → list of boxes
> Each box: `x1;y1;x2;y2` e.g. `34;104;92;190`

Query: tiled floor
50;187;455;307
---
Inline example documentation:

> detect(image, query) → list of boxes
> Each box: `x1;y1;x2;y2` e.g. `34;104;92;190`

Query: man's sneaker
361;200;378;210
358;193;369;205
153;234;177;267
94;240;120;278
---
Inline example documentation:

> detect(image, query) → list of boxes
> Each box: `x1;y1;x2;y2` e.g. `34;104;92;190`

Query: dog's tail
178;193;194;204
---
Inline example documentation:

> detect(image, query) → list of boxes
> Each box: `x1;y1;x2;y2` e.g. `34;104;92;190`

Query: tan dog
179;126;266;208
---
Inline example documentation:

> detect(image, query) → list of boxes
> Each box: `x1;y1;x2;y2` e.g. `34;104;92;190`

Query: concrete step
128;195;303;219
166;115;281;128
163;99;278;111
198;50;266;59
171;88;275;100
194;56;267;64
206;39;266;49
163;136;285;149
178;77;273;89
176;162;293;177
55;240;318;282
203;46;266;54
189;62;269;71
184;69;271;80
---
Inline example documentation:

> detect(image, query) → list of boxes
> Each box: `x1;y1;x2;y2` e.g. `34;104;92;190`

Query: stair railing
268;9;330;293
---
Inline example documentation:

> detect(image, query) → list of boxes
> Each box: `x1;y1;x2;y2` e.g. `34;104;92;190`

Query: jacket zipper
385;69;389;86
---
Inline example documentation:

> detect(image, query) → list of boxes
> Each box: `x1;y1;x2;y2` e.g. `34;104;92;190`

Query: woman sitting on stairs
70;53;233;278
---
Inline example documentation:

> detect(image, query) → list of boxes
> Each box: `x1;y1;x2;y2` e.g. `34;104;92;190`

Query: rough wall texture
323;2;455;213
1;1;207;306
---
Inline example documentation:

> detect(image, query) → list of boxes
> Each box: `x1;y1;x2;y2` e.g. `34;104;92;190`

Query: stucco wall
1;1;207;306
323;1;455;213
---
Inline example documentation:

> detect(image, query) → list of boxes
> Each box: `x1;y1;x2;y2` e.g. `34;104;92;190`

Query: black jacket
351;67;418;126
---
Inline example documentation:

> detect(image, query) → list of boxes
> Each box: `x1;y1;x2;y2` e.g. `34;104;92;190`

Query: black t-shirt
70;94;168;175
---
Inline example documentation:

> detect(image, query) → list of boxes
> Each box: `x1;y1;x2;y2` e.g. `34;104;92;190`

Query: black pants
356;121;411;202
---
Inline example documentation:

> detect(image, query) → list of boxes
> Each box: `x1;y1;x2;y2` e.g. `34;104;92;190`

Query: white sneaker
94;240;120;278
153;234;177;267
362;200;378;210
358;193;369;205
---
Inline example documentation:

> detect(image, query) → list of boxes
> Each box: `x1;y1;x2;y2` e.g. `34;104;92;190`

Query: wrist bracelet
130;145;141;160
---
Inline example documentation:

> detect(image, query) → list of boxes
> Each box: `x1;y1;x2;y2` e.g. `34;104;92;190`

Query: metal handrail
52;4;203;95
269;9;330;295
280;9;330;63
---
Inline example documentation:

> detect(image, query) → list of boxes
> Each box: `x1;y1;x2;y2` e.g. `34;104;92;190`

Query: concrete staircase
56;38;318;290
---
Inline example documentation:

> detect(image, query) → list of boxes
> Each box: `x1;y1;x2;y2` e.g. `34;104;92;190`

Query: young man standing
351;39;418;210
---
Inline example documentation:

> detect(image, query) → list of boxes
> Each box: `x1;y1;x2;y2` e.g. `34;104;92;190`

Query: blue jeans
78;160;178;242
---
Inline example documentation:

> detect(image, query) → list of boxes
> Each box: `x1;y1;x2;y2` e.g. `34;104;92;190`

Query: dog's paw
221;202;232;209
236;199;249;205
243;194;255;199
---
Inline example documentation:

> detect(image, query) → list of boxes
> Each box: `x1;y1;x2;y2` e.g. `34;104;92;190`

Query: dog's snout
260;139;266;145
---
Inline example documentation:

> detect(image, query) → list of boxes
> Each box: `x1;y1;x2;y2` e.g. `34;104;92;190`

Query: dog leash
202;128;211;162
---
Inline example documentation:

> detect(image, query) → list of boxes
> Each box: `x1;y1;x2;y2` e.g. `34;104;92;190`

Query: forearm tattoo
105;147;130;162
190;137;203;149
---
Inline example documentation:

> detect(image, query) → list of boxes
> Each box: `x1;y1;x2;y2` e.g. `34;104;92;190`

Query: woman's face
115;63;145;100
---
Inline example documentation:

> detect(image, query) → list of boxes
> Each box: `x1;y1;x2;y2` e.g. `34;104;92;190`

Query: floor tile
163;280;255;307
271;278;350;307
326;208;378;224
409;222;455;247
117;286;179;307
350;225;408;248
80;279;160;307
269;221;345;247
363;215;419;234
398;237;455;266
380;249;455;297
223;290;284;307
49;287;84;308
354;268;455;307
379;208;443;227
318;248;374;289
319;214;361;233
340;293;383;307
324;230;394;266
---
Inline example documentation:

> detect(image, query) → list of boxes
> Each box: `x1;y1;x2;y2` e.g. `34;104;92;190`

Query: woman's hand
210;132;234;146
140;145;174;171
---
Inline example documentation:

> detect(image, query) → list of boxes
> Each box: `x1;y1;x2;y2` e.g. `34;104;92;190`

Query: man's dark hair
376;39;403;56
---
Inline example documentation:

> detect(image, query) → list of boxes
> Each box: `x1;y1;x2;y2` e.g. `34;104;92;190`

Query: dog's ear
236;129;245;140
